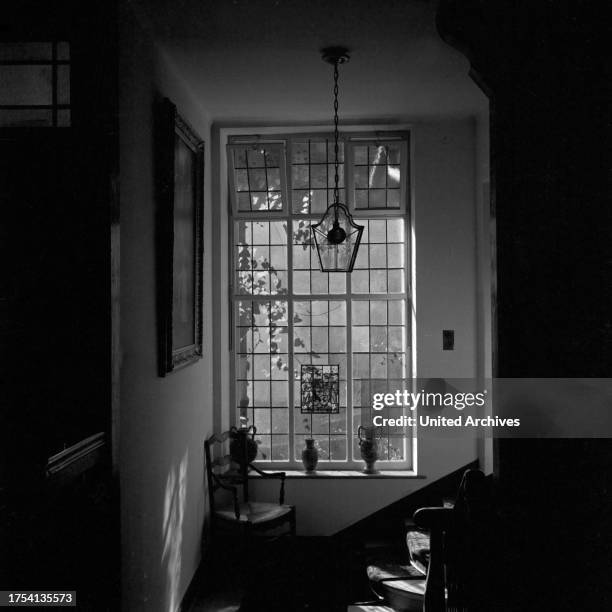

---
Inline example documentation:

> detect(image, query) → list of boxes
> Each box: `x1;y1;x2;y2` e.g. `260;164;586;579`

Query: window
230;131;412;470
0;41;71;127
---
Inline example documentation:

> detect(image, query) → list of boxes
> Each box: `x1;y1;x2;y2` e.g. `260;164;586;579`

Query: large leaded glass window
230;131;412;469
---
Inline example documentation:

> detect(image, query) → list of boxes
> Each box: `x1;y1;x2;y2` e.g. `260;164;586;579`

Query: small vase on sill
358;425;380;474
302;438;319;473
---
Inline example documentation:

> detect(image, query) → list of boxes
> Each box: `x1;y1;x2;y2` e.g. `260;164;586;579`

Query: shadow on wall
162;450;188;612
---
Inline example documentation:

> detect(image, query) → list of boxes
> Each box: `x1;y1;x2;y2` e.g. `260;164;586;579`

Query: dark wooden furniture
204;431;296;543
367;469;492;611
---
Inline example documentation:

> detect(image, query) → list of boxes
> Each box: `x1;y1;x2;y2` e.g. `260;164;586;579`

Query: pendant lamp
311;47;364;273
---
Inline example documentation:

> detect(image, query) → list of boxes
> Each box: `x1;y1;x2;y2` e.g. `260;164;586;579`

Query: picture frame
156;97;204;376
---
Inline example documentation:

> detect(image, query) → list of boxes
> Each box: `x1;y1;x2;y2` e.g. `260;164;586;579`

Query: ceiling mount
321;46;350;65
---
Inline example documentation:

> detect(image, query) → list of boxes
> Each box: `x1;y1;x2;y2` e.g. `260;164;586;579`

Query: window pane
247;147;265;167
292;141;309;163
267;167;281;190
330;436;347;460
0;65;52;105
57;41;70;61
350;141;404;210
230;143;285;212
292;139;344;214
271;435;289;461
292;165;309;188
351;219;407;296
236;299;289;432
269;222;287;244
272;410;289;433
311;165;326;188
0;42;52;61
351;299;409;462
292;220;346;296
235;221;288;295
256;435;271;460
254;407;271;430
294;404;347;462
292;301;348;461
0;108;52;127
0;42;71;128
57;64;70;105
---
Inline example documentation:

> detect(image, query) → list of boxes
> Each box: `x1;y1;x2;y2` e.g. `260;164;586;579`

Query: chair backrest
204;430;252;517
445;469;492;611
414;469;493;612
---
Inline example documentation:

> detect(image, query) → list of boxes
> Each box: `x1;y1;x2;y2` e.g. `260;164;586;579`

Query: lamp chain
333;60;340;213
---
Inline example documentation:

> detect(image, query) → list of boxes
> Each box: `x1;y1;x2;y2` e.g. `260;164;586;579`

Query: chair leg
290;507;296;536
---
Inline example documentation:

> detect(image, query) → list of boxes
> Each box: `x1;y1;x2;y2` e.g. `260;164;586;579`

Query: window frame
0;40;71;128
228;128;416;472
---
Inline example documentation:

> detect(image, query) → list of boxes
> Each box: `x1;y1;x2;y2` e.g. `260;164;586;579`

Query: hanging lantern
312;47;363;273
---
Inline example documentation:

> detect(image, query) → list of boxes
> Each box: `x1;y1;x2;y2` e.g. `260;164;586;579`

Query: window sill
249;470;425;479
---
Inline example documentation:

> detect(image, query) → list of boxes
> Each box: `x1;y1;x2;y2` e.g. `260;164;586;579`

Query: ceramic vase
302;438;319;473
358;425;380;474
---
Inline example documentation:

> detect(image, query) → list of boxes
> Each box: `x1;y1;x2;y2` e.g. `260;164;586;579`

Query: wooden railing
46;432;106;488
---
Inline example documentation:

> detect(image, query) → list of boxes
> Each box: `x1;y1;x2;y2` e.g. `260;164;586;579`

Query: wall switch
443;329;454;350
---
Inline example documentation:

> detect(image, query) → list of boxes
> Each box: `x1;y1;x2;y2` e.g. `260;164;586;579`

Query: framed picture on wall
156;97;204;376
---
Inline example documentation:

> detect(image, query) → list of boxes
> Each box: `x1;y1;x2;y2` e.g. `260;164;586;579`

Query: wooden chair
204;430;296;546
367;469;493;611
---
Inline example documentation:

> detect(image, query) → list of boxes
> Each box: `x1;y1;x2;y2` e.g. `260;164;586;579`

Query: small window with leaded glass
0;41;71;128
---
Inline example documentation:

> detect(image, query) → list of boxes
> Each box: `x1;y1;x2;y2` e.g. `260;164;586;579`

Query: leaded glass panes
351;298;408;461
229;143;286;212
291;139;344;214
352;219;406;294
292;220;346;295
292;299;348;460
0;41;71;128
350;141;406;210
230;132;411;468
236;299;290;461
235;220;288;295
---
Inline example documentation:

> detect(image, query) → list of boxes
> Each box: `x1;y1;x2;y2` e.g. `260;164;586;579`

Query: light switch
443;329;454;350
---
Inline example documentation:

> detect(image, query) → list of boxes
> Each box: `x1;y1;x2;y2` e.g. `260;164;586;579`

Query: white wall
119;5;213;611
237;119;482;534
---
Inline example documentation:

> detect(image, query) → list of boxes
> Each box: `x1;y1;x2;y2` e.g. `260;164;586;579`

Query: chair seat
371;578;426;612
406;529;430;575
367;559;426;612
215;501;293;524
382;579;426;597
367;561;425;583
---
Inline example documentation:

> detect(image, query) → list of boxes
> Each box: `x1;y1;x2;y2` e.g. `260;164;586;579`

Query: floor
186;536;385;612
